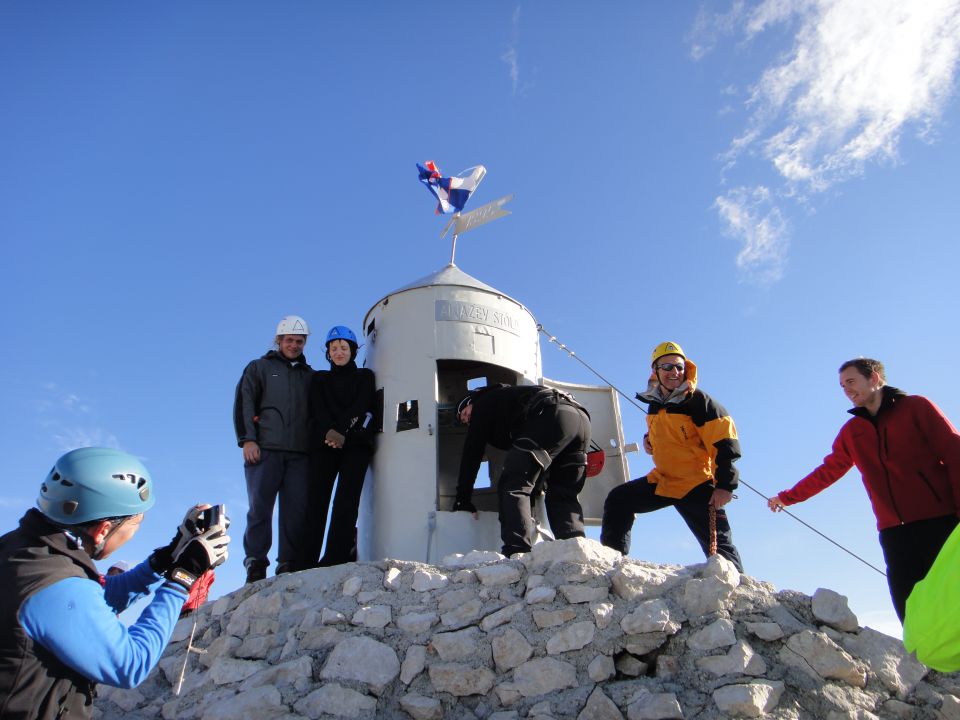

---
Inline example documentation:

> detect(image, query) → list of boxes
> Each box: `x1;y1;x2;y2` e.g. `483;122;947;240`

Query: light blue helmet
325;325;358;346
38;447;155;525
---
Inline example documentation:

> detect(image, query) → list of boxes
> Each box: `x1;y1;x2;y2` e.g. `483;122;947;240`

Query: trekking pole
174;613;207;695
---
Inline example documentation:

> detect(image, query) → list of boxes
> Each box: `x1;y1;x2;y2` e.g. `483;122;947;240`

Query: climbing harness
537;323;888;578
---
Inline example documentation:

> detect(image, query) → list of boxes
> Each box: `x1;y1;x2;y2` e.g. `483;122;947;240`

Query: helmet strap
88;517;127;560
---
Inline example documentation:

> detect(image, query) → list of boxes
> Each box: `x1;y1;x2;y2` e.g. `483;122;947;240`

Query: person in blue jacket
0;448;230;720
306;326;376;567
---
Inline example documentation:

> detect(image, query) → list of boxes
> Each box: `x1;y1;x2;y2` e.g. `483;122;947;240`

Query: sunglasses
657;362;685;373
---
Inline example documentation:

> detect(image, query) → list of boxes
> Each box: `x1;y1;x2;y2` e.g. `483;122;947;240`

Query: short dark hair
839;357;886;383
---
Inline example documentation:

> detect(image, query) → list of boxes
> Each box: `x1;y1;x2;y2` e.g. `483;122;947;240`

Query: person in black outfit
453;384;591;557
307;325;376;566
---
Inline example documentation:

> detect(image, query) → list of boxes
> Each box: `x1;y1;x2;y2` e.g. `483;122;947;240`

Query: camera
196;504;224;532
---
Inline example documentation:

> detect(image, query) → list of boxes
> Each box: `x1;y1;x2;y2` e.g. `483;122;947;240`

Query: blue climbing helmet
38;447;155;525
325;325;358;362
325;325;358;346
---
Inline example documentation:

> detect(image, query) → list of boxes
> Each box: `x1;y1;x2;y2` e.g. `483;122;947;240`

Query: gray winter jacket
234;350;313;453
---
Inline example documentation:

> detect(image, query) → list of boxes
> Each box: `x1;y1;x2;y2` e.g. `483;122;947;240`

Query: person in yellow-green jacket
601;341;744;571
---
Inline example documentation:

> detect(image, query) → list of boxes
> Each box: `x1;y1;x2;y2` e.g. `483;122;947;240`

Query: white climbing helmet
276;315;310;336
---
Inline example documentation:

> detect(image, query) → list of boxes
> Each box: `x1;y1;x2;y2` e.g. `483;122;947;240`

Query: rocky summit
96;538;960;719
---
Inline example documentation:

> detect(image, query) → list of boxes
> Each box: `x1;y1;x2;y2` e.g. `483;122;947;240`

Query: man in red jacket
768;358;960;621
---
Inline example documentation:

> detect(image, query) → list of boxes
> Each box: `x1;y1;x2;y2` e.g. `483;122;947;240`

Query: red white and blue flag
417;161;487;215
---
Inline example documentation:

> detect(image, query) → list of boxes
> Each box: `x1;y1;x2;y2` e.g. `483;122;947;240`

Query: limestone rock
839;627;928;698
199;685;285;720
207;656;265;685
512;657;578;697
522;537;622;570
294;683;376;718
492;627;533;671
396;610;439;634
428;662;496;696
412;569;449;592
610;562;684;601
812;587;859;632
400;644;427;685
481;602;523;631
591;601;615;629
712;680;785;718
579;687;624;720
560;583;609;604
620;599;680;635
399;694;443;720
533;607;577;629
342;576;362;596
525;585;557;604
686;617;736;651
589;654;616;682
745;621;783;641
430;627;481;661
781;630;867;687
383;567;403;590
546;620;595;654
319;636;400;695
626;692;684;720
351;604;391;629
475;563;523;586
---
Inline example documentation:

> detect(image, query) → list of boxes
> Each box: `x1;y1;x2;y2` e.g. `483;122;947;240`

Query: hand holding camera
164;504;231;591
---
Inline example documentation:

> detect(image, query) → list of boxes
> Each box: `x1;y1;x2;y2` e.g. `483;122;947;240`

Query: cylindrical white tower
358;263;544;563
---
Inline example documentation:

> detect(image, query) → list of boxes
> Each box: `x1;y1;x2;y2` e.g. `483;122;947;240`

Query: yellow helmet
651;341;685;367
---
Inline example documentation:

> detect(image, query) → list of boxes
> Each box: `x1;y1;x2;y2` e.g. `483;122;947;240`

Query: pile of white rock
96;538;960;719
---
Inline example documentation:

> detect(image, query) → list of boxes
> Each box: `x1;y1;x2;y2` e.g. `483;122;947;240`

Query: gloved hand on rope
166;508;231;591
148;504;208;575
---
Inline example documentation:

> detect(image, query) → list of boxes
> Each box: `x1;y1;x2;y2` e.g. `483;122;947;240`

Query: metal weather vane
416;161;513;265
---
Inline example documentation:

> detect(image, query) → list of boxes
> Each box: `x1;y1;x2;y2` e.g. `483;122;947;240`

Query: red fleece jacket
779;388;960;530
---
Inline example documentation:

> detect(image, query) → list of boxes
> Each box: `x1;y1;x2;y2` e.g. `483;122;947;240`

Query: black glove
452;493;477;513
148;506;205;574
165;515;231;590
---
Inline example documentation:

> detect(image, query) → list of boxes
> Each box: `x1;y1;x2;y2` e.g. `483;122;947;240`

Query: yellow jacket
638;358;741;499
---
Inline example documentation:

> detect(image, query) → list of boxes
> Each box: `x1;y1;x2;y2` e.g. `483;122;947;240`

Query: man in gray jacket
234;315;313;582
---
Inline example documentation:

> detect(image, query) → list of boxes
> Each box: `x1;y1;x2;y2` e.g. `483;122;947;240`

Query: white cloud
696;0;960;283
51;427;122;453
502;6;523;96
34;383;121;453
715;186;789;284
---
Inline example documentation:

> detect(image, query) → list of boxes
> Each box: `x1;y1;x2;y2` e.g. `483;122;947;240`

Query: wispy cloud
696;0;960;283
35;382;121;453
715;186;789;284
502;6;524;96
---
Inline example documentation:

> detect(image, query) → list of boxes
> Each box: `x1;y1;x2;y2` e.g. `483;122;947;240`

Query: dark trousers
306;445;372;567
243;449;310;570
498;399;590;556
879;513;959;622
601;477;744;572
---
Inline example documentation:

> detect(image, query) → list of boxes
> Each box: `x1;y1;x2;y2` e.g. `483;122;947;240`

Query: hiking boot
245;565;267;584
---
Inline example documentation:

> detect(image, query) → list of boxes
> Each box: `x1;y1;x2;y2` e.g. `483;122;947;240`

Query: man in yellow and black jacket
601;341;744;571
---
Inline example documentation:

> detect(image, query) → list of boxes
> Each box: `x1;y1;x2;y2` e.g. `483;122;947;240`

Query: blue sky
3;2;959;638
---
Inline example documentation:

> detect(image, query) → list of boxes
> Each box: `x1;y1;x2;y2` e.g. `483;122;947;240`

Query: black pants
600;477;744;572
242;449;311;571
306;445;372;567
879;513;958;622
498;398;590;556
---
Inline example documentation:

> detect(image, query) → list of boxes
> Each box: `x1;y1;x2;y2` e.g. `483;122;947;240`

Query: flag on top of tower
417;161;487;215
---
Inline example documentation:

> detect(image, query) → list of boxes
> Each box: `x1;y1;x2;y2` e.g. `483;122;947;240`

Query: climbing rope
537;323;888;578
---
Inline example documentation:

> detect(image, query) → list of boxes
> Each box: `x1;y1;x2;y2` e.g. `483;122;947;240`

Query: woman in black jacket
307;325;376;566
